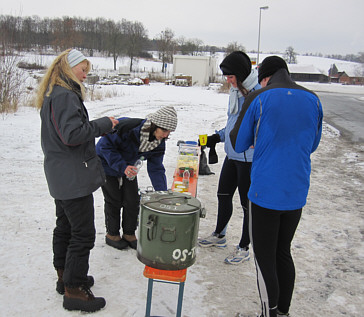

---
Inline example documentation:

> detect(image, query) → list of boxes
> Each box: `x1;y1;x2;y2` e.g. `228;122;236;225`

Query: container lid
141;190;201;215
185;141;198;145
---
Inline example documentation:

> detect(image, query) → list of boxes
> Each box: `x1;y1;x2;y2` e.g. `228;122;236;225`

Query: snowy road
317;91;364;143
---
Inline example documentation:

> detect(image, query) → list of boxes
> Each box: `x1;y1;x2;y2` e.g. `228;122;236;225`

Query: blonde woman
37;48;118;313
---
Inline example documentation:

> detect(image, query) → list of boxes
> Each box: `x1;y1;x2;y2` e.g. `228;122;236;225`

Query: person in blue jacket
198;51;261;265
96;106;177;250
230;56;323;317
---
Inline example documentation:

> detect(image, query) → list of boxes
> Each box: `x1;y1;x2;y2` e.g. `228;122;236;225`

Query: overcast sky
1;0;363;55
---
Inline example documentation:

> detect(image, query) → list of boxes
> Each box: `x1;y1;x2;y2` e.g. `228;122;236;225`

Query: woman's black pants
215;156;251;248
53;194;95;287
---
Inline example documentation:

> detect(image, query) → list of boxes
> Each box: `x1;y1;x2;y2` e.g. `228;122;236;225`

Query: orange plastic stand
143;266;187;282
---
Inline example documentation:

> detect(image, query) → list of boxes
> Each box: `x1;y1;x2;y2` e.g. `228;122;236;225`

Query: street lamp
257;6;269;66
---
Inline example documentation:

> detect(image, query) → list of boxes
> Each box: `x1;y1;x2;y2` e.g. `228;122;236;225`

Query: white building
172;55;218;86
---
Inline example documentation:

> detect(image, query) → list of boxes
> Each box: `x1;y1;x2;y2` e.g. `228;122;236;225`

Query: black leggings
215;156;251;248
249;201;302;317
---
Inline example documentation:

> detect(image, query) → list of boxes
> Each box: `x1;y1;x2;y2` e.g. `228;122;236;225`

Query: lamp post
257;6;269;66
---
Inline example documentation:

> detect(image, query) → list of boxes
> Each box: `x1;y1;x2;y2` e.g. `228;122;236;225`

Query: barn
288;64;328;83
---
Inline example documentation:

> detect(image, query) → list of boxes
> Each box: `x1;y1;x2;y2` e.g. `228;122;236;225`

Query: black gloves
206;134;221;148
199;147;215;175
206;134;220;164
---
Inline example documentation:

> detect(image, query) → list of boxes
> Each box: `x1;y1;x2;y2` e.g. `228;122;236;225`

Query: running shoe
198;232;227;248
224;245;250;264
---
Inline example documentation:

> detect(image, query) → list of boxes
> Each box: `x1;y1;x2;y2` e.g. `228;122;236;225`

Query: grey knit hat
67;49;86;68
147;106;178;131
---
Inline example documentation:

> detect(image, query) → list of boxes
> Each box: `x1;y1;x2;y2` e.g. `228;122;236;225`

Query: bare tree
189;38;203;56
177;37;203;56
225;42;246;56
0;51;26;115
122;20;147;72
0;15;21;51
207;45;219;56
283;46;297;64
354;52;364;78
155;28;175;72
104;20;124;71
356;52;364;63
93;18;109;54
176;36;187;55
37;17;52;52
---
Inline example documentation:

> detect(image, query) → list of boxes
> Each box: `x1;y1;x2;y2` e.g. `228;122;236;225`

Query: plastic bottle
127;156;144;181
182;169;190;190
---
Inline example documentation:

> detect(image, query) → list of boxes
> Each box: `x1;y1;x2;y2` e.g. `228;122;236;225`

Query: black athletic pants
215;156;251;248
53;194;95;287
101;175;140;236
249;201;302;317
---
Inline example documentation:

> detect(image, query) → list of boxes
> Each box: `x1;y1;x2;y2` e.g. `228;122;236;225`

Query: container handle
146;215;157;241
200;207;206;218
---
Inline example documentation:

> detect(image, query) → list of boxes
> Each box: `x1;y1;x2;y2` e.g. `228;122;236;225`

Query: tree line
0;15;224;72
2;14;363;71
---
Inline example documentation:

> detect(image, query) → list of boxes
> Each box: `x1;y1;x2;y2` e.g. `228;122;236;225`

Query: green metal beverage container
137;190;205;270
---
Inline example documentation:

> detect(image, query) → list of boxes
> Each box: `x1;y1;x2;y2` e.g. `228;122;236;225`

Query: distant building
172;55;217;86
328;64;364;85
288;64;328;83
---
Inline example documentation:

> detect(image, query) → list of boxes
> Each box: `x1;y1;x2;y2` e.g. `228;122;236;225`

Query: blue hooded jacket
216;83;260;162
96;118;167;191
230;69;323;210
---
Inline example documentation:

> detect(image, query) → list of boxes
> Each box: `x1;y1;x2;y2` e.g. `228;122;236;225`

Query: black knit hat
258;56;289;83
219;51;252;82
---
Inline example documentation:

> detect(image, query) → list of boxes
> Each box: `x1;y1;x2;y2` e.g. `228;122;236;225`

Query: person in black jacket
37;48;118;313
96;106;178;250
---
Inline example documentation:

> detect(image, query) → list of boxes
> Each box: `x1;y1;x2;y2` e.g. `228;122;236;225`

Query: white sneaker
198;232;227;248
224;246;250;264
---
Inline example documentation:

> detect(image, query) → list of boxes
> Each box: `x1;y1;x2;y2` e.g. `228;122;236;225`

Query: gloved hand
199;147;215;175
209;147;218;164
205;134;220;164
206;134;221;148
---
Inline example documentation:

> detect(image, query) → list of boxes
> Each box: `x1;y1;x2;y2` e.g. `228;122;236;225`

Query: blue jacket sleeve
147;154;167;191
311;98;323;153
215;127;226;142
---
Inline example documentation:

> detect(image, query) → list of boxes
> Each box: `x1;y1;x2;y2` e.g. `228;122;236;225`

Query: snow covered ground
0;54;364;316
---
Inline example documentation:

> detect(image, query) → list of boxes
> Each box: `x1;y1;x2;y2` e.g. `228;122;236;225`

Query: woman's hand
124;165;137;178
109;117;119;129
